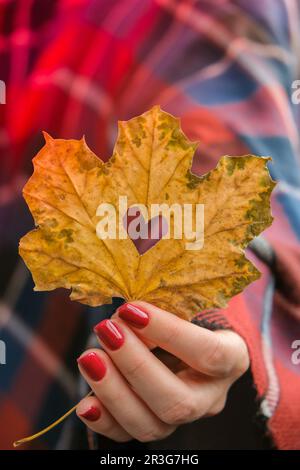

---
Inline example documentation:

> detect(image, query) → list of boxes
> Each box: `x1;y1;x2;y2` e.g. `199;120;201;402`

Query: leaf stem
13;390;93;448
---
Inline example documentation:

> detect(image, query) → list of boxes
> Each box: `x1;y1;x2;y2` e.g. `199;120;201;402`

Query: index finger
115;301;248;378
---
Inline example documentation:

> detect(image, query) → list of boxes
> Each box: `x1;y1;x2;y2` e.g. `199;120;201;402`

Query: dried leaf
19;106;275;320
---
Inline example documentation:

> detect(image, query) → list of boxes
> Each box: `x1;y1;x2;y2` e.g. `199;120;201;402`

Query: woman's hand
76;302;250;443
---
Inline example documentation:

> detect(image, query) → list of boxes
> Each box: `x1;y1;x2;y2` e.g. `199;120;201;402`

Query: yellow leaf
19;106;275;320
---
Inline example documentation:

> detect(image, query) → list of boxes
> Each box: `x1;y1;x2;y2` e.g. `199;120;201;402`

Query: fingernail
117;303;149;329
94;319;125;350
77;352;106;381
79;406;101;422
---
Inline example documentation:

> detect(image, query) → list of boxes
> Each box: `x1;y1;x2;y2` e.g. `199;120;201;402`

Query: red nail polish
77;352;106;381
79;406;101;422
94;319;124;350
118;303;149;328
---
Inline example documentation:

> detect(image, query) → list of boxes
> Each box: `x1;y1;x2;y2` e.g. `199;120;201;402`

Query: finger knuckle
161;322;181;346
113;434;132;443
233;345;250;378
123;357;148;381
160;396;198;425
104;389;124;406
205;336;229;376
137;425;169;443
97;420;132;442
137;433;155;443
98;419;120;437
209;396;227;416
206;334;240;377
138;425;175;442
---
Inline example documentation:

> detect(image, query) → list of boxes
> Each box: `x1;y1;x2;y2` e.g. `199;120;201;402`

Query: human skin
76;301;250;443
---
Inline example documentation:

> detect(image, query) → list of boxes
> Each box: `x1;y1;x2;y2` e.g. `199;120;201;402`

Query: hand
76;302;250;443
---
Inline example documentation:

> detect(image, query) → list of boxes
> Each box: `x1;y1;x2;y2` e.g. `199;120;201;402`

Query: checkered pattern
1;0;300;450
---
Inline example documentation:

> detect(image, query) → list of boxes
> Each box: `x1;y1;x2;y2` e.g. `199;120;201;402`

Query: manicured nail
117;303;149;328
79;406;101;422
94;319;124;350
77;352;106;381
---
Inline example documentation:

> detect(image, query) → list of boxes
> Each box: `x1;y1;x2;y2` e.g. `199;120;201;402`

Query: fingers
77;349;174;441
76;395;131;442
77;302;249;442
114;302;249;378
93;319;196;424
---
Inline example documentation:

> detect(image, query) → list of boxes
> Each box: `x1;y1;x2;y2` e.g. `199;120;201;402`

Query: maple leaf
19;106;275;320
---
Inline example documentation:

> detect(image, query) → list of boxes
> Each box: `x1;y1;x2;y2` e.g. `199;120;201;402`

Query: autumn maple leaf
19;106;275;320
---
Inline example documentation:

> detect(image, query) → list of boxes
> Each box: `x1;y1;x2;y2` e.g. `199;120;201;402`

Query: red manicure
77;352;106;381
79;406;101;422
94;319;124;350
117;303;149;328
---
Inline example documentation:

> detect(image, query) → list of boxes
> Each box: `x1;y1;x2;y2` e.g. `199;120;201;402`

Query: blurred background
1;0;300;450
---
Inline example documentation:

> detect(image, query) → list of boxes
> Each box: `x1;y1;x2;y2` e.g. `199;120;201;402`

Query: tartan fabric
0;0;300;450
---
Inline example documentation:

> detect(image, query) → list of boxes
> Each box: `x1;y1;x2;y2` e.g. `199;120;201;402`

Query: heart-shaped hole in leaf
123;206;168;255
